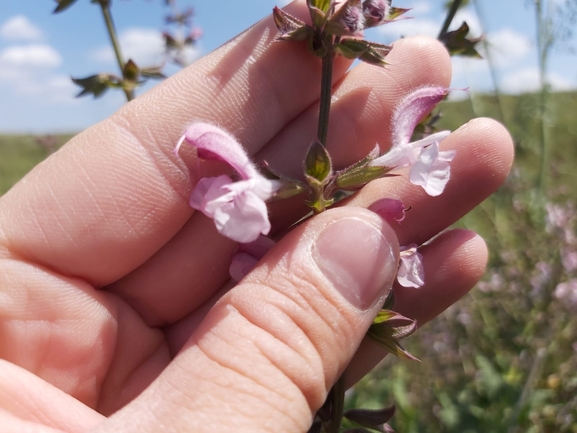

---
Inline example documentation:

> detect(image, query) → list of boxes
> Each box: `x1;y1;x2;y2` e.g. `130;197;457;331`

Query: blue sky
0;0;575;133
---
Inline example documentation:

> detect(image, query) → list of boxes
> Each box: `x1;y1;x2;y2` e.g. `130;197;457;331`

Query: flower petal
392;86;448;148
213;190;271;243
369;198;407;223
189;175;234;216
177;123;260;180
229;252;259;282
397;244;424;288
409;144;455;196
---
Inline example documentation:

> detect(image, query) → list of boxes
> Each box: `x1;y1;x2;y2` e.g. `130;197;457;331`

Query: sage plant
174;1;458;431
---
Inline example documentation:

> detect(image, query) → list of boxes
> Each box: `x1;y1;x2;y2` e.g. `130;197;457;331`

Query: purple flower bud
363;0;391;27
325;0;365;36
369;198;407;224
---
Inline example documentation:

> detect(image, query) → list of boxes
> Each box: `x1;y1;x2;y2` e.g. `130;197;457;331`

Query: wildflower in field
370;86;455;197
175;123;282;243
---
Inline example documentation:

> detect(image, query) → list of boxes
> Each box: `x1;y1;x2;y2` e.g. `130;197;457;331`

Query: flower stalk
98;1;134;101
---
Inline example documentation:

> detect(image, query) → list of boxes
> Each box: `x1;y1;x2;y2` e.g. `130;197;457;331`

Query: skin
0;1;514;432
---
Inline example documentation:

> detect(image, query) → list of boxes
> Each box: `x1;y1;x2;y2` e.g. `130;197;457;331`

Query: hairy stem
99;2;134;101
322;375;345;433
317;47;335;146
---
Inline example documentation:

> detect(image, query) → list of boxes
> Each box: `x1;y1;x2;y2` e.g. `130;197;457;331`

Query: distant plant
52;0;201;101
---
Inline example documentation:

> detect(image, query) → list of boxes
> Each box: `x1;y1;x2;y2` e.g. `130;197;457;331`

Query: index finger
0;1;352;286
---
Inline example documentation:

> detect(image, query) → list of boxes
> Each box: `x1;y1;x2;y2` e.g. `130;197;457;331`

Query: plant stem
437;0;465;39
322;376;345;433
534;0;552;192
317;47;335;147
99;2;134;101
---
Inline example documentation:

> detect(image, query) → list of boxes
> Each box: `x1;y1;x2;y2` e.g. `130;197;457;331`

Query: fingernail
313;218;397;310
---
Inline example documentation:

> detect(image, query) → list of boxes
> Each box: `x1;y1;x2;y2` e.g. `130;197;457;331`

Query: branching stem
99;2;134;101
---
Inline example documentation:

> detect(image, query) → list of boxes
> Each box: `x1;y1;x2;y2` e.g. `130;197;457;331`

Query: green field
1;91;576;431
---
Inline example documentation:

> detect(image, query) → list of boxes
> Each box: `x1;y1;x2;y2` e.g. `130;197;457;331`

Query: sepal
368;309;419;361
440;22;483;58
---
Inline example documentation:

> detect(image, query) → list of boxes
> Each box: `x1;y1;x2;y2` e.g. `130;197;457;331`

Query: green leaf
335;164;395;190
344;406;396;432
439;21;483;58
368;309;419;361
273;7;312;42
140;66;166;79
368;322;420;361
71;74;118;98
334;39;393;66
387;6;410;20
308;0;332;14
53;0;79;13
305;140;332;184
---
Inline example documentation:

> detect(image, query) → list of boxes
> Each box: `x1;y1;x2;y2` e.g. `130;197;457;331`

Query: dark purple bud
325;0;365;36
362;0;391;27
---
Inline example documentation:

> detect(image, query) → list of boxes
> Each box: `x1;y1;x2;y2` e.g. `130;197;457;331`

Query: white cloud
0;44;61;69
499;67;576;93
410;1;433;15
484;28;531;67
377;18;439;38
0;15;43;41
92;27;167;66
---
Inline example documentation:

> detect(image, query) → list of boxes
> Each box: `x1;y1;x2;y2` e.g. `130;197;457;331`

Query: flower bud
362;0;391;27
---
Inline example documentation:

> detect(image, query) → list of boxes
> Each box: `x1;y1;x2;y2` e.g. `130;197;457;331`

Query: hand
0;2;513;432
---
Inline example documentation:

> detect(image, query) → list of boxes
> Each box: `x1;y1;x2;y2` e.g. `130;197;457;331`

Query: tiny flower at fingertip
397;244;425;288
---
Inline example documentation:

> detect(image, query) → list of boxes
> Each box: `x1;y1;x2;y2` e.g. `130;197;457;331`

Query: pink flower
369;198;407;224
370;86;455;196
397;244;425;288
176;123;282;243
229;235;276;282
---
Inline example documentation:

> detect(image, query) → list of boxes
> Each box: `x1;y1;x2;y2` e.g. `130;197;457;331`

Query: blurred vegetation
0;134;71;195
345;90;577;432
2;91;577;432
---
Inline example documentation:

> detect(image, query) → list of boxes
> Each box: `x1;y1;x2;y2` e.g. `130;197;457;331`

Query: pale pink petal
238;235;276;258
213;190;271;243
369;130;450;168
392;86;448;148
189;175;233;216
369;198;407;223
229;252;259;282
397;244;424;288
409;144;456;196
177;123;259;180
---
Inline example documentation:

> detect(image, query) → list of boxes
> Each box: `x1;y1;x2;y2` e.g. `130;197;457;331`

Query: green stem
317;47;335;146
534;0;551;192
437;0;465;39
321;376;345;433
99;2;134;101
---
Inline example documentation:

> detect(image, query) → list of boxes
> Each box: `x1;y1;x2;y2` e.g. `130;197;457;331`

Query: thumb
102;207;399;433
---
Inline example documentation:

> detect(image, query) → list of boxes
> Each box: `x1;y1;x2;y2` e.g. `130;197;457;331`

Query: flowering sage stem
98;1;134;101
317;48;335;147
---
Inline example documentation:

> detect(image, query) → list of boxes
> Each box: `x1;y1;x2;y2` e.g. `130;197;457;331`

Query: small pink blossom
229;235;276;282
177;123;282;243
369;198;407;224
397;244;425;288
554;279;577;307
370;86;455;196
